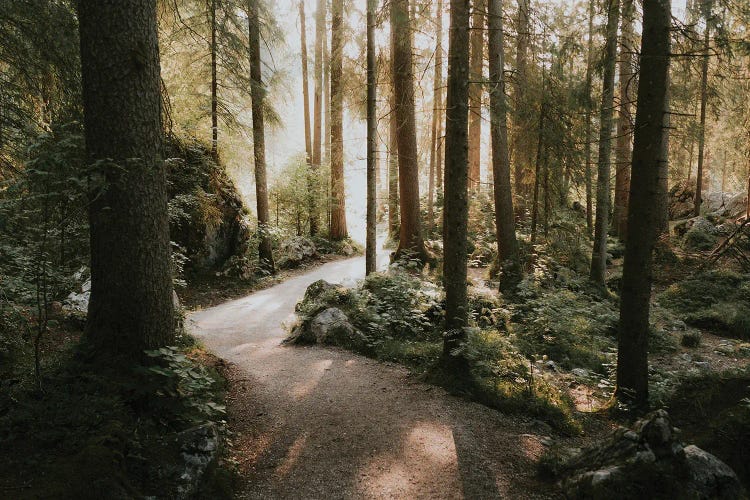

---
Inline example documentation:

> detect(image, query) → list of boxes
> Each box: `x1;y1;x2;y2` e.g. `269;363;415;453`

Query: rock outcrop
557;410;744;499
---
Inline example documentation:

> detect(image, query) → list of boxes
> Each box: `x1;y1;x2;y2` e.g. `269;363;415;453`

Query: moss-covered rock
165;139;250;274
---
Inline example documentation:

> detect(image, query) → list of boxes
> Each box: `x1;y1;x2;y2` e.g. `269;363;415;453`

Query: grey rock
572;368;590;378
681;445;744;500
176;423;220;499
310;308;356;345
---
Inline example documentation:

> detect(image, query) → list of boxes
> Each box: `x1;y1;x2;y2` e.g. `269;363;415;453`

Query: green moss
659;271;750;339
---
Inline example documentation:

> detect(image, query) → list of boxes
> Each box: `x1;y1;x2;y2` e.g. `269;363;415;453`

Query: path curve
188;257;553;499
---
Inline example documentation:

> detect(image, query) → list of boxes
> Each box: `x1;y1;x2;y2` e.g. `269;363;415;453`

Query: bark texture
388;89;400;242
366;0;377;275
613;0;635;240
468;0;485;191
442;0;471;361
391;0;427;262
513;0;531;202
584;0;595;237
248;0;275;272
329;0;347;240
694;0;712;216
428;0;444;233
617;0;671;410
488;0;521;292
210;0;218;160
590;0;620;287
79;0;175;356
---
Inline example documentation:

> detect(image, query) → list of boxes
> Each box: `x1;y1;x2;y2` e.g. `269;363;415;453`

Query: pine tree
78;0;175;357
617;0;672;411
329;0;347;240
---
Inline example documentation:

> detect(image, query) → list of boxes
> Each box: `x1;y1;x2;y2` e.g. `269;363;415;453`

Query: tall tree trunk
392;0;428;262
300;0;318;236
468;0;485;191
329;0;347;240
442;0;471;370
428;0;444;234
300;1;312;163
324;28;331;165
617;0;671;411
388;90;400;241
366;0;377;274
210;0;218;160
694;0;712;216
657;80;671;234
488;0;521;293
590;0;620;288
530;86;545;244
79;0;175;357
613;0;635;240
310;0;325;235
513;0;530;202
584;0;595;238
248;0;275;272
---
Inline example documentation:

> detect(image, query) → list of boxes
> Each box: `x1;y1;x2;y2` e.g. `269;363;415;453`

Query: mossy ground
0;321;236;498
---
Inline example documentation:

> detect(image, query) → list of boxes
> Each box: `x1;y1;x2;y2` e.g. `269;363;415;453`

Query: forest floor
188;256;599;499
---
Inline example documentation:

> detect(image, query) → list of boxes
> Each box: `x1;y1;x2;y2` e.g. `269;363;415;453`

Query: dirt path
188;257;556;499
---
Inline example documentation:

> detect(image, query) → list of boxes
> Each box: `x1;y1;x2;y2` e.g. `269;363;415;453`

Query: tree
583;0;595;237
78;0;175;356
488;0;521;293
366;0;377;275
210;0;218;160
617;0;671;410
590;0;620;288
329;0;347;240
513;0;531;202
388;89;400;242
694;0;713;216
299;1;312;165
442;0;471;368
613;0;636;240
391;0;428;262
310;0;325;235
248;0;275;272
468;0;485;191
427;0;444;233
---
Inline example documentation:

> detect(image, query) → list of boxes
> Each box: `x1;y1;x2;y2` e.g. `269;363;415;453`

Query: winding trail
188;256;554;499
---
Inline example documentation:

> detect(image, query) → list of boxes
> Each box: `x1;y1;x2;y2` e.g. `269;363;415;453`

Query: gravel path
188;257;555;499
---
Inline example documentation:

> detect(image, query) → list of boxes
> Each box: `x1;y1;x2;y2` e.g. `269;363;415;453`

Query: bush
513;285;618;373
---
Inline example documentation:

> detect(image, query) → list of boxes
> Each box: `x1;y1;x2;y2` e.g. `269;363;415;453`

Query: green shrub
513;287;617;372
681;330;702;348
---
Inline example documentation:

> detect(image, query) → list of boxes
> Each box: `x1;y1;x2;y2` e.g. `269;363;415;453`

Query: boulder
310;307;356;345
175;423;220;499
279;236;318;268
558;410;744;499
669;180;697;220
64;278;91;313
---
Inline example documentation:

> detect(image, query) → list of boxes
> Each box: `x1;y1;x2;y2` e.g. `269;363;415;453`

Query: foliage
513;278;618;373
137;346;226;426
659;271;750;338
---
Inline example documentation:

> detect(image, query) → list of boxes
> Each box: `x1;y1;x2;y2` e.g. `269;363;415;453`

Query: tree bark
694;0;712;216
590;0;620;288
248;0;275;272
366;0;377;274
329;0;347;240
210;0;218;160
584;0;595;238
79;0;175;357
442;0;471;369
388;89;400;242
468;0;485;191
300;1;312;164
428;0;444;235
617;0;671;411
513;0;530;203
391;0;428;262
488;0;521;293
309;0;325;235
613;0;635;240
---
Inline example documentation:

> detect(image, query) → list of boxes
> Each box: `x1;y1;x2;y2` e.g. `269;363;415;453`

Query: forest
1;0;749;498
